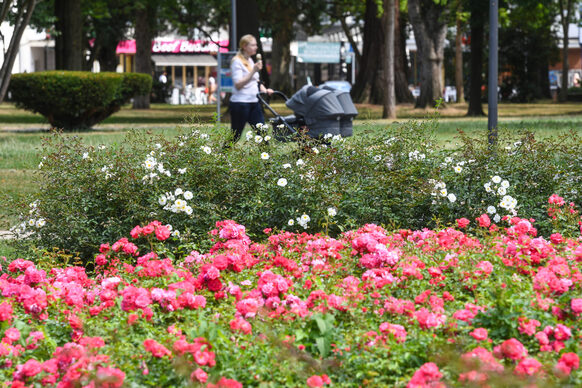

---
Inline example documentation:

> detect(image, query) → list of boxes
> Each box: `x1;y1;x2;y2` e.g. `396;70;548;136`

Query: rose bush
1;200;581;386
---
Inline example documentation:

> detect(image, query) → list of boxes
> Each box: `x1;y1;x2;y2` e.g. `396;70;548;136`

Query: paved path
0;123;192;133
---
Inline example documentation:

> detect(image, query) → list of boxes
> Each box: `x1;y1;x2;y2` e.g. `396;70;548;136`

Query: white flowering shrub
9;122;582;263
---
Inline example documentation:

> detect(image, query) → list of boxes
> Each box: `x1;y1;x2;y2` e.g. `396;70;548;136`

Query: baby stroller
257;84;358;142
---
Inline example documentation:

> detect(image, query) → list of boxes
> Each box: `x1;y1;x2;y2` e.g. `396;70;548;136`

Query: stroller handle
257;90;289;102
256;90;290;118
256;91;297;138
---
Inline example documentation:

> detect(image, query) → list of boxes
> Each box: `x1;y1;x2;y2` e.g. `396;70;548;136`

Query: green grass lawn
2;99;582;126
2;100;582;229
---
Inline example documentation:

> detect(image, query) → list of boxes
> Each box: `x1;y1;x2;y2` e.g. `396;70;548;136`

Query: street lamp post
231;0;237;51
488;0;498;146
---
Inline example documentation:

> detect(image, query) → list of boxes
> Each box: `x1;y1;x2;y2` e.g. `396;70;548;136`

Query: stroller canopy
321;86;358;137
321;86;358;118
286;85;344;119
285;85;344;137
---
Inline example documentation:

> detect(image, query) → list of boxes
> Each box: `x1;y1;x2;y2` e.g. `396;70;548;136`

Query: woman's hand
253;60;263;73
266;88;274;95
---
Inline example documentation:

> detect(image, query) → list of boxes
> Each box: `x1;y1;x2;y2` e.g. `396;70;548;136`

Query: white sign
297;42;341;63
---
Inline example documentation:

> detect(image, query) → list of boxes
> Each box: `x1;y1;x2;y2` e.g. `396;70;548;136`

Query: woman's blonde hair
231;34;256;72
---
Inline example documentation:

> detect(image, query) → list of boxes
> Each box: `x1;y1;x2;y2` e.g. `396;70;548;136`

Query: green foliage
498;0;559;102
8;71;152;130
9;118;582;264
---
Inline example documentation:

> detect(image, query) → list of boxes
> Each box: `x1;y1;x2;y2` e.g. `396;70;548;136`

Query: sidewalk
0;123;192;132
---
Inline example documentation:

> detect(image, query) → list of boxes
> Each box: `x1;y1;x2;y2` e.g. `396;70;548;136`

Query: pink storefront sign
116;40;229;55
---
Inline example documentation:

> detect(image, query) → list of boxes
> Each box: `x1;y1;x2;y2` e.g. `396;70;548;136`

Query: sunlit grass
3;100;582;128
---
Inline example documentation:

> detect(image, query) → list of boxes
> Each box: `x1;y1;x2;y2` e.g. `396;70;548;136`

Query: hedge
9;71;152;130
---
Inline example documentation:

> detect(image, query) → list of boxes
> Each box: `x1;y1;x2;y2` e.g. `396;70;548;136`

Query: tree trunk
236;0;269;86
133;5;154;109
98;42;121;72
558;0;573;102
352;0;384;104
394;0;414;103
270;34;293;94
383;0;396;118
408;0;447;108
467;9;484;116
455;13;465;103
0;0;37;103
55;0;83;70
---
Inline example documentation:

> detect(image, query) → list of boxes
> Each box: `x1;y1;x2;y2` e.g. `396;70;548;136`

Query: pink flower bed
1;209;581;386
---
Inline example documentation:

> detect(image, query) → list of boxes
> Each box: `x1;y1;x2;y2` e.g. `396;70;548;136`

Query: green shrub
8;119;582;263
9;71;152;130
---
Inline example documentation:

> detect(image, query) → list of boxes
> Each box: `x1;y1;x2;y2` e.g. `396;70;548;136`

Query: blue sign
218;51;237;93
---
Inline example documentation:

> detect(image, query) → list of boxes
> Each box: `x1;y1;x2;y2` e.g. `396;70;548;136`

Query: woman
230;34;273;143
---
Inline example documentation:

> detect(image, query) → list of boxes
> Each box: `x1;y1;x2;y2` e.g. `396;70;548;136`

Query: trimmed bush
9;71;152;130
8;119;582;262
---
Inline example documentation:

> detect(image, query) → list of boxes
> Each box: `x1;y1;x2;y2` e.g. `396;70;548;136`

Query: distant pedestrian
158;71;168;84
207;76;217;103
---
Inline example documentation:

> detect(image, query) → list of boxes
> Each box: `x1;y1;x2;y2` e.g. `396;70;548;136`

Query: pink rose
4;327;20;343
130;225;143;239
514;357;542;376
470;328;488;341
191;368;208;383
499;338;528;360
307;375;324;387
457;218;470;228
571;298;582;314
155;225;171;241
559;352;580;370
20;359;42;377
95;254;108;266
550;233;564;244
476;214;491;228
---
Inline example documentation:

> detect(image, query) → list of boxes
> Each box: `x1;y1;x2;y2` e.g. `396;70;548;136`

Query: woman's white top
230;56;260;103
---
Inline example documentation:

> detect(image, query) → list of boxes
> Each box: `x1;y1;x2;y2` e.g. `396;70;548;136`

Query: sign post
217;51;237;122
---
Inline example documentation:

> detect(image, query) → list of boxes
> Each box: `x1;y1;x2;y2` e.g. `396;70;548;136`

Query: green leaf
294;329;307;342
315;317;327;334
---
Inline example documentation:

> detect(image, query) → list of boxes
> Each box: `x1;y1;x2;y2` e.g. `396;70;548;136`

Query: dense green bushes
9;71;152;130
9;119;582;261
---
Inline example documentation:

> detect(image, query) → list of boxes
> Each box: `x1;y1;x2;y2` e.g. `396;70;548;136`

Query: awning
152;54;217;67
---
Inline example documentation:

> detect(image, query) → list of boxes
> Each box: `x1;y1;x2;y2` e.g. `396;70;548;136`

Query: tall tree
54;0;83;70
498;0;557;102
557;0;577;101
394;1;414;103
133;1;156;109
454;0;465;103
352;0;384;103
235;0;270;88
466;0;485;116
408;0;449;108
257;0;326;94
0;0;40;103
85;0;134;71
382;0;396;118
330;0;412;104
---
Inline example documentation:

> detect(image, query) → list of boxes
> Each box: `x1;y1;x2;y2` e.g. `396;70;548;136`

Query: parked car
320;80;352;92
